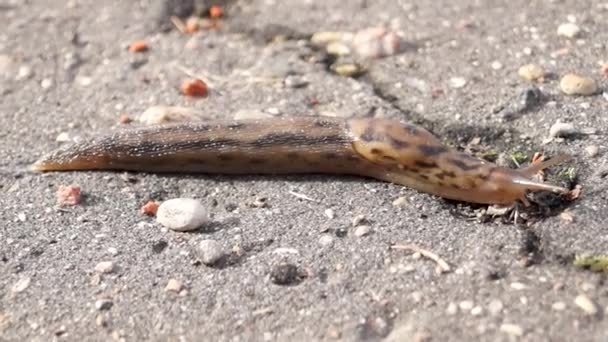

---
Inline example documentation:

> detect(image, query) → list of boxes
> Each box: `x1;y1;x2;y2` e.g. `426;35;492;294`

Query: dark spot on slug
414;160;438;169
227;123;245;130
286;152;299;160
418;174;430;180
382;155;397;162
388;136;409;149
370;148;383;155
217;154;234;161
450;184;462;190
345;155;362;163
322;152;338;159
437;171;456;179
449;158;481;171
418;144;448;156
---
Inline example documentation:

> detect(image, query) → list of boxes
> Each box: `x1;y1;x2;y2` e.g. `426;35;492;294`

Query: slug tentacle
32;117;572;205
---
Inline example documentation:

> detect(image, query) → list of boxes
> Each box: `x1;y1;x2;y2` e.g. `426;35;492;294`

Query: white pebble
319;234;334;246
557;23;581;38
550;122;578;138
94;261;115;274
500;323;524;337
560;73;597;96
490;60;503;70
107;247;119;256
470;306;483;316
448;77;467;89
55;132;71;143
11;276;31;293
198;239;224;265
510;282;527;290
354;225;371;237
446;302;458;315
575;294;598;315
139;106;197;125
324;208;335;219
552;301;566;311
16;65;33;80
233;109;272;120
352;27;401;58
156;198;209;232
165;278;183;292
94;299;113;311
40;78;53;89
487;299;503;315
585;145;599;157
459;300;474;311
518;64;545;82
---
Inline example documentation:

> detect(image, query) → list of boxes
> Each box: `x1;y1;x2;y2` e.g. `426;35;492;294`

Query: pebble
574;294;598;315
470;306;483;316
490;60;503;70
500;86;543;120
448;77;467;89
552;301;566;311
283;75;309;88
324;208;335;219
319;234;334;246
585;145;599;157
233;109;273;120
94;299;113;311
94;261;115;274
354;225;371;237
331;62;365;77
557;23;581;38
352;27;401;58
518;64;545;82
326;41;351;56
11;276;31;293
165;278;183;292
446;302;458;315
560;74;597;95
310;31;352;46
487;299;503;315
40;78;53;89
156;198;209;232
459;300;474;311
107;247;119;256
198;239;224;265
16;65;33;80
392;196;408;207
500;323;524;337
549;122;578;138
138;106;197;125
510;282;527;290
55;132;71;142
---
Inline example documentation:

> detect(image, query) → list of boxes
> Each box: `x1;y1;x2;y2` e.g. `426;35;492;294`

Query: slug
32;117;571;205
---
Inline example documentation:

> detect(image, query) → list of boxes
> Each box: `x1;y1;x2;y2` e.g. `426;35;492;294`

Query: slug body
33;117;570;205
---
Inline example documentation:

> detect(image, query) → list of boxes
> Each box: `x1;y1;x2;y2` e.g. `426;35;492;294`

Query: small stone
331;63;365;77
352;27;401;58
325;325;341;339
95;299;113;311
232;109;273;120
446;302;458;315
156;198;209;232
585;145;599;157
448;77;467;89
107;247;119;256
266;108;281;115
392;196;408;207
470;306;483;316
552;301;566;311
165;278;183;292
40;78;53;89
352;215;367;227
326;41;351;56
16;65;33;80
550;122;578;138
490;60;503;70
319;234;334;246
55;132;71;142
310;31;352;46
139;106;197;125
574;294;598;315
198;239;224;265
11;276;31;293
152;240;168;254
95;314;107;327
510;282;527;290
557;23;581;38
284;75;309;88
56;184;81;206
459;300;474;311
518;64;545;82
270;262;303;285
410;291;423;303
354;225;372;237
324;209;335;219
560;74;597;96
500;323;524;337
487;299;503;315
94;261;115;274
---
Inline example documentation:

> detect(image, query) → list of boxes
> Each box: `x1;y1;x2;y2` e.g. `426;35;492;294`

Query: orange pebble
141;201;160;216
57;185;81;206
181;78;208;97
118;113;132;124
209;5;224;18
128;40;149;53
185;17;200;33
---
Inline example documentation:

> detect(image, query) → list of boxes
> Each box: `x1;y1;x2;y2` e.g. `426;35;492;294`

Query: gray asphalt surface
1;0;608;341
